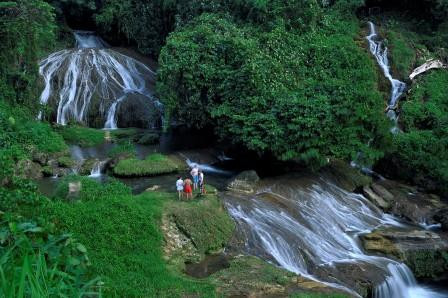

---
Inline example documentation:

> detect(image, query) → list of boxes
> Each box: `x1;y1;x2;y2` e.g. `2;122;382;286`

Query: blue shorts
193;176;199;184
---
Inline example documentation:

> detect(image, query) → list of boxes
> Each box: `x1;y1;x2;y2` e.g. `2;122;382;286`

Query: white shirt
190;167;199;177
176;179;184;191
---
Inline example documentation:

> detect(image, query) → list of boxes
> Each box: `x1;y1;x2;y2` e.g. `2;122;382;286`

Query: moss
57;156;74;168
56;125;106;147
405;250;448;279
107;142;136;159
113;153;180;177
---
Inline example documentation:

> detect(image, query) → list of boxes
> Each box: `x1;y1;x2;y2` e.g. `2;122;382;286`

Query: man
176;176;184;200
190;165;199;190
199;170;205;195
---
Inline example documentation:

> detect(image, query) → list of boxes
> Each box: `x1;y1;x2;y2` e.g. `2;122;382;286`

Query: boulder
32;151;48;165
369;179;448;226
371;183;394;202
363;185;390;210
227;170;260;194
145;185;161;192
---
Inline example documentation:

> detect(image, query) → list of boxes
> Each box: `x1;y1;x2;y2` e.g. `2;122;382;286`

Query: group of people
176;165;206;200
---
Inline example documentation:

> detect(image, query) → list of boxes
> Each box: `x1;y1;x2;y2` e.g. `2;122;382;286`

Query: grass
43;179;216;297
387;30;416;79
113;153;180;177
56;125;106;147
107;142;136;159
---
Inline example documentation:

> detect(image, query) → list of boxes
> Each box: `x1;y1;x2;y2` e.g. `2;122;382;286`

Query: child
184;178;193;200
176;176;184;200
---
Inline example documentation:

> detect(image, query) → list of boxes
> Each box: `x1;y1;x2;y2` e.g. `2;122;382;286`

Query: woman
183;178;193;200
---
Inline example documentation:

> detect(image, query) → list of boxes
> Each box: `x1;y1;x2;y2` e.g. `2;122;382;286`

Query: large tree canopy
157;11;390;167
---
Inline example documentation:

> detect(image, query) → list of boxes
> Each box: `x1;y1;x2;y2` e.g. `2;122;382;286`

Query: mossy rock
42;166;54;177
162;190;235;271
405;250;448;279
209;256;346;298
113;153;180;177
57;156;74;168
137;132;160;145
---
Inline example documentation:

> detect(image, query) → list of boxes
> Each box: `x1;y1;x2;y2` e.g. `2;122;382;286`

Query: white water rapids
223;177;447;298
366;22;406;133
38;31;161;129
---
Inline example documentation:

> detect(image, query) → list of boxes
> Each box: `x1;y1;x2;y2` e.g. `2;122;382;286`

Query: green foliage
43;191;216;297
0;102;67;184
405;250;448;278
56;125;106;147
0;0;56;109
387;30;416;79
113;153;180;177
384;70;448;196
157;12;389;167
54;175;131;201
1;204;99;297
95;0;324;57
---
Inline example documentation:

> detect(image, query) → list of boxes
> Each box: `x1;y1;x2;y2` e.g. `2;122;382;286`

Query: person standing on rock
190;165;199;191
176;176;184;200
183;178;193;200
199;170;206;195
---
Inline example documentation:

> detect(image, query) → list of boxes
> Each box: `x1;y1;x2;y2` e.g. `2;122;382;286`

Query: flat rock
363;185;390;210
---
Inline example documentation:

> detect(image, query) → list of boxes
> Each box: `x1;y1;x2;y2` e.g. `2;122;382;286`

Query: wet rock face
434;209;448;231
361;227;448;279
227;170;260;194
116;94;162;129
362;179;448;226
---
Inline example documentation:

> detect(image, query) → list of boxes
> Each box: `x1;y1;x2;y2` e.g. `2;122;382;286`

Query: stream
221;175;448;298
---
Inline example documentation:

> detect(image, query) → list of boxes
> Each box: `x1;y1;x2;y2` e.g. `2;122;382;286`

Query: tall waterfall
222;177;446;298
366;22;406;133
38;31;162;129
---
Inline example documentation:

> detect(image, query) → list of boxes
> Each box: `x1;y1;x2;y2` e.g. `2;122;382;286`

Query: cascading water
38;31;162;129
89;159;107;177
366;22;407;133
222;176;447;298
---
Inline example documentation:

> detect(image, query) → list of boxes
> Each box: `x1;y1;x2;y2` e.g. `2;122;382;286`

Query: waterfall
38;31;162;129
222;177;446;298
89;160;106;177
185;158;232;175
366;22;407;133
